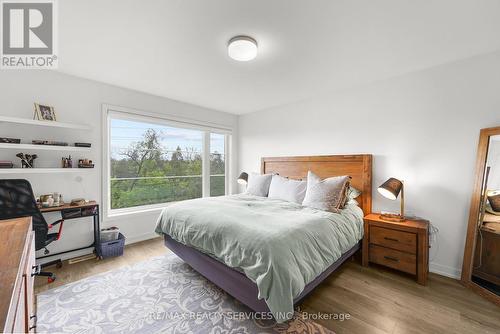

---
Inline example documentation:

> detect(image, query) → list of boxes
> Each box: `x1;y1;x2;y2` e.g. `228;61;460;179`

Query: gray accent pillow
345;186;362;206
268;174;307;204
246;172;273;197
302;171;350;212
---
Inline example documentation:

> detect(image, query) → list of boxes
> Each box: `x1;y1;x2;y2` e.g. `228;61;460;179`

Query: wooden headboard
261;155;372;215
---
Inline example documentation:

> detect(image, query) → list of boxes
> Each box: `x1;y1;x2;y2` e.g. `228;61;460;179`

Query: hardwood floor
34;237;168;293
35;238;500;334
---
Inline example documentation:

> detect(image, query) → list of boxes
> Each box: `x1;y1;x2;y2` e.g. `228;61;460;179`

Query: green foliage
110;129;225;209
209;151;225;196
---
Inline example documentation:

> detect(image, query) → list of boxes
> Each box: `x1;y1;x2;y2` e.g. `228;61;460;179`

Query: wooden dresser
362;213;429;285
0;217;36;333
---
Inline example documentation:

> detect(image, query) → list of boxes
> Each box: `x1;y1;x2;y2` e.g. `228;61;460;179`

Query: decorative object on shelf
78;159;94;168
377;177;405;222
75;142;91;148
53;192;61;206
34;103;57;121
39;194;54;207
70;198;87;206
0;137;21;144
237;172;249;185
0;161;13;168
62;155;73;168
16;153;37;168
32;140;68;146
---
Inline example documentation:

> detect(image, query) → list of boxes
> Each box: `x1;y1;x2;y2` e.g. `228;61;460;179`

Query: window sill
105;202;178;220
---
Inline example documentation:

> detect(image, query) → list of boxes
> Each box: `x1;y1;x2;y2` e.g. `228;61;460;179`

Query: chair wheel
48;275;56;283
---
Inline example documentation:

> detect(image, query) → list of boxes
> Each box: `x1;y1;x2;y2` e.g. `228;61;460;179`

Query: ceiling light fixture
227;36;258;61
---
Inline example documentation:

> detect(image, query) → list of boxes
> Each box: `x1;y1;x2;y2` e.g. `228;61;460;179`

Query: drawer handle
384;237;399;242
29;314;37;331
31;264;41;277
384;256;399;262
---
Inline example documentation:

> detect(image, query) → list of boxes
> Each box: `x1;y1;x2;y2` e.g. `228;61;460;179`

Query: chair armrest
48;219;65;240
48;219;63;229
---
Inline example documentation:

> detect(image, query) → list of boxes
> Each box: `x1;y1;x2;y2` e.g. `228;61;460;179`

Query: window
210;133;226;196
105;109;230;213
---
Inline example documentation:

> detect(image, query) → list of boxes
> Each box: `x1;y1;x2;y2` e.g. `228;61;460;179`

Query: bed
155;155;372;322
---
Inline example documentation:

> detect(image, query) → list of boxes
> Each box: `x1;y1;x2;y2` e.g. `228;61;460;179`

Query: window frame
208;132;229;197
102;104;232;219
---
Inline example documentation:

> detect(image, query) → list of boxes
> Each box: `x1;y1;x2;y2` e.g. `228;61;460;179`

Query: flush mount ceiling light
227;36;258;61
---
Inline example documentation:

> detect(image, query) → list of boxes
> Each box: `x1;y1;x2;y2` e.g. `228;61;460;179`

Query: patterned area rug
37;254;334;334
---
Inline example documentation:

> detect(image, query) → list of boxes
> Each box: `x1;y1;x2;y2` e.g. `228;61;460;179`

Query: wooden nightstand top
364;213;429;231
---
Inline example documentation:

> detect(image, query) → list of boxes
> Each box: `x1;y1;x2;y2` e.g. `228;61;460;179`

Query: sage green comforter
155;194;364;322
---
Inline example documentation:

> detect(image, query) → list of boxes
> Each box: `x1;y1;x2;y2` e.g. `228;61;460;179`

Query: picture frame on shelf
34;103;57;121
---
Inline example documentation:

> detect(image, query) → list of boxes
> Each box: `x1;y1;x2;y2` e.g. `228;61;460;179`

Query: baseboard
124;231;159;245
430;262;461;279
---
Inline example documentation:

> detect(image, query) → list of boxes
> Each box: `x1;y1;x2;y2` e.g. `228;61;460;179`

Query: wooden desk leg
93;207;101;258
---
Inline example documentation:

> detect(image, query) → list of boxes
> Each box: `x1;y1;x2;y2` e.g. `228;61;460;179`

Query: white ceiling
58;0;500;114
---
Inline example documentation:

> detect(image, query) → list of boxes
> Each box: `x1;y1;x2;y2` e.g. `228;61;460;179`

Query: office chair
0;179;64;283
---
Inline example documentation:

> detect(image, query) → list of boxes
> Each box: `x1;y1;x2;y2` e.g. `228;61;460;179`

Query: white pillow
268;174;307;204
246;173;273;197
302;171;350;212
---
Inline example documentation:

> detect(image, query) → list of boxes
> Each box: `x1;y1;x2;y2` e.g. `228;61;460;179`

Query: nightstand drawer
369;245;416;274
370;226;416;254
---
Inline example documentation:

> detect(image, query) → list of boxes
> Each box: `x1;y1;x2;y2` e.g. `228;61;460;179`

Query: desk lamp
237;172;248;186
378;177;405;222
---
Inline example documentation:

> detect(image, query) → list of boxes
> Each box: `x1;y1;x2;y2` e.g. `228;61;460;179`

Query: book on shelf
0;161;14;168
74;142;91;148
32;140;68;146
0;137;20;144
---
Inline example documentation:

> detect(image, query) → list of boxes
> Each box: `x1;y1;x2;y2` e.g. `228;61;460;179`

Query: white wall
0;70;238;263
238;51;500;279
2;51;499;278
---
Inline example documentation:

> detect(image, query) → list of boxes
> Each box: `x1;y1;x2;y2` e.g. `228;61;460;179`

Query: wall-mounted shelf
0;168;94;174
0;143;91;152
0;116;91;130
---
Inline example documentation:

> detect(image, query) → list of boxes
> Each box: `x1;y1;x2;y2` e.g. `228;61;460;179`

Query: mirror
462;127;500;306
472;135;500;295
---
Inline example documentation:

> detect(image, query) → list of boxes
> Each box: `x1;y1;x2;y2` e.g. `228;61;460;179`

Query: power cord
429;222;439;262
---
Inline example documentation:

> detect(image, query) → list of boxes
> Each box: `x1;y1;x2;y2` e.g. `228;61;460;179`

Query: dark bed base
164;234;361;313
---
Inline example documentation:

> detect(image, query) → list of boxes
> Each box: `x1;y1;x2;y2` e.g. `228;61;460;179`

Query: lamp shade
377;177;403;200
237;172;249;185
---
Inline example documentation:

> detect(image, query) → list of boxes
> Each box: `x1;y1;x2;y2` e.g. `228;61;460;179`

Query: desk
38;201;101;259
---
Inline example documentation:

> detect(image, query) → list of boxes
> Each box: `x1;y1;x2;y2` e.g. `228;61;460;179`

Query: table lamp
237;172;248;186
377;177;405;222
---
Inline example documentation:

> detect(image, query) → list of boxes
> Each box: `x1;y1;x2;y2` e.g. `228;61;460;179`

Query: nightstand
362;213;429;285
